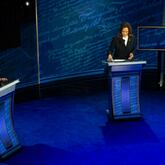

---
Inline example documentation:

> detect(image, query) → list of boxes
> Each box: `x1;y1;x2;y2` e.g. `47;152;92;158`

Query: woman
107;22;136;62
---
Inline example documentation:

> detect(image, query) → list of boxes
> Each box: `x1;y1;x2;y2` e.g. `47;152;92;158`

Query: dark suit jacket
108;35;136;59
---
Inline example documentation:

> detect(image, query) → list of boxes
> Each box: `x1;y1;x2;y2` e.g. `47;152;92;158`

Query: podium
107;60;146;120
0;80;21;159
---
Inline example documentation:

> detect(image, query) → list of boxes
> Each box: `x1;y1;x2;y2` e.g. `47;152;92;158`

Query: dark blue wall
0;23;38;88
38;0;163;83
0;0;164;88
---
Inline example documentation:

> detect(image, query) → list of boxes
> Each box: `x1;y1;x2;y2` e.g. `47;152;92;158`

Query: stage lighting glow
25;1;30;6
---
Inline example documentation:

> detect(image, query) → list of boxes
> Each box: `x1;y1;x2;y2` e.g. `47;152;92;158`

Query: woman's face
122;27;129;37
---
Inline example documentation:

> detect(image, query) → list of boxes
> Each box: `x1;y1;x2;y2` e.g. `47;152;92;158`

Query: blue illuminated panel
130;76;140;114
112;75;140;118
112;77;122;116
0;94;21;159
138;27;165;50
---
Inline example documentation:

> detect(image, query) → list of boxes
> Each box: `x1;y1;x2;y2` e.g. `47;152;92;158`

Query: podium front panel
111;74;140;118
107;62;145;119
0;80;21;159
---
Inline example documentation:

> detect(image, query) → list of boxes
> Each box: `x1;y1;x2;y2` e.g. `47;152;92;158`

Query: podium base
0;144;21;159
113;113;143;120
106;109;143;120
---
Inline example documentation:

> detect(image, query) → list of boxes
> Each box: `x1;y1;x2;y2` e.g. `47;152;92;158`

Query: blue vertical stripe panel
121;77;131;113
0;94;20;157
0;102;13;153
112;77;122;116
130;75;140;113
111;74;141;118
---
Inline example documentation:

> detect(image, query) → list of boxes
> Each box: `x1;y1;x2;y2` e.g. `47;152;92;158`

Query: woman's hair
118;22;133;37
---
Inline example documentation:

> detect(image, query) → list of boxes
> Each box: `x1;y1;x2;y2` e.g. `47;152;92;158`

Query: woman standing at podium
107;22;136;62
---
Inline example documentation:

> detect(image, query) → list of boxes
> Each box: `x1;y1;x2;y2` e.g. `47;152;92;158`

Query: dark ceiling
0;0;35;51
0;0;35;24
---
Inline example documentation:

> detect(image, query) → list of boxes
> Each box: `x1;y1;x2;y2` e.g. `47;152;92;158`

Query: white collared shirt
123;36;128;46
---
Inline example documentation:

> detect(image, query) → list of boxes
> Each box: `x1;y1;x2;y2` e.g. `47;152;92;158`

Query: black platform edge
14;84;40;104
14;74;108;103
39;74;108;98
14;69;164;103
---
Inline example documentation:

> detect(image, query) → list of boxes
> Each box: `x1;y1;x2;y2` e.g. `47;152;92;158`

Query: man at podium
107;22;136;62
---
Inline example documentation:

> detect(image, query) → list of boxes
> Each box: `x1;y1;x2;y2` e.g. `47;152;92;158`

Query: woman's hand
128;53;134;60
107;54;113;62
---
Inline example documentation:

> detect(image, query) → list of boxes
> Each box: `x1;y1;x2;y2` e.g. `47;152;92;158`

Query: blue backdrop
38;0;164;83
0;0;164;88
0;23;38;88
